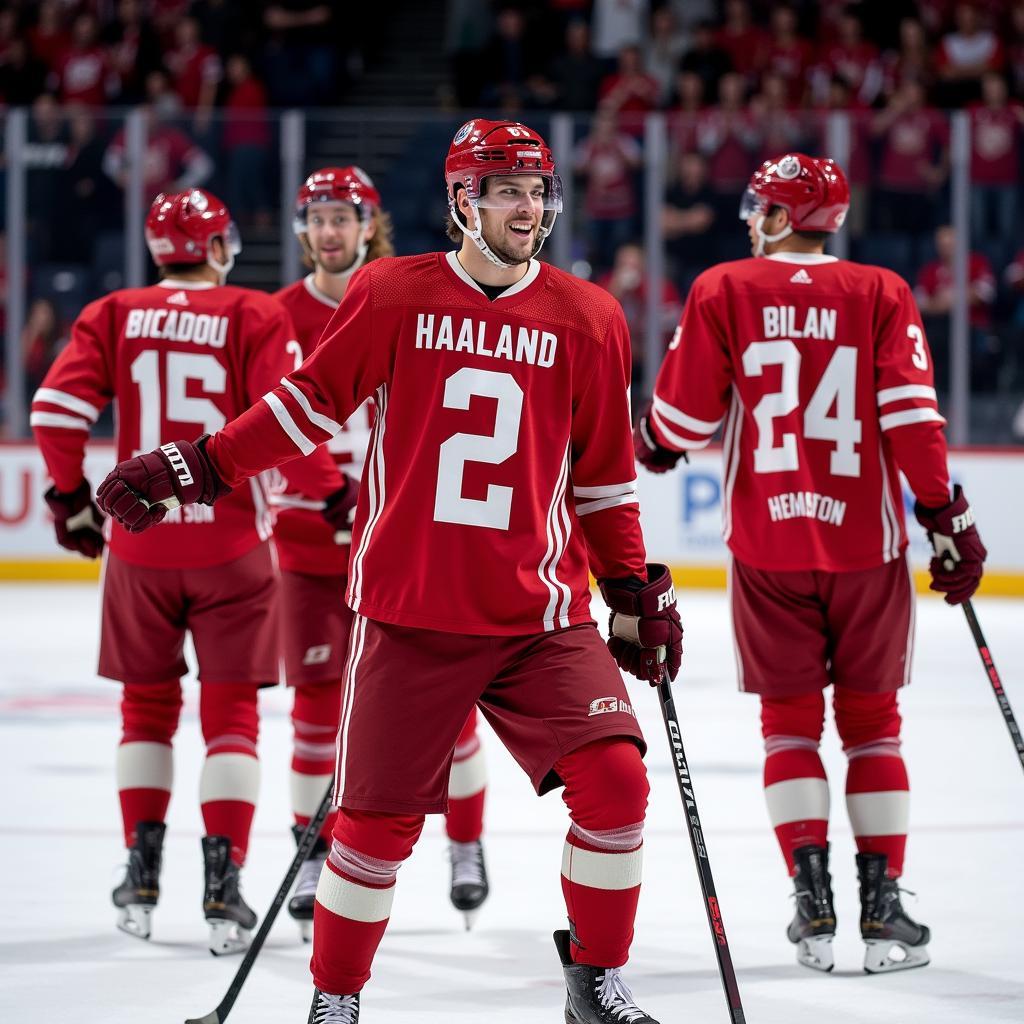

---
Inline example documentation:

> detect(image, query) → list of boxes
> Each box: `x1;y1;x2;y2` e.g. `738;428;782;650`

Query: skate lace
450;841;484;887
311;993;358;1024
294;854;326;900
595;968;647;1022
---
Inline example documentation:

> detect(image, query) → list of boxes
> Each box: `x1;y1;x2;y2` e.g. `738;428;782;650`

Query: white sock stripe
569;820;645;852
560;841;643;890
316;867;395;923
206;734;258;756
199;752;260;805
845;738;903;761
328;839;405;886
764;734;821;756
448;746;487;799
116;741;173;791
453;734;481;760
293;737;338;760
764;777;830;827
846;791;910;836
290;770;333;818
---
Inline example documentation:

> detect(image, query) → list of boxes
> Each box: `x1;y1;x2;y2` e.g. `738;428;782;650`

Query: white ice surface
1;584;1022;1023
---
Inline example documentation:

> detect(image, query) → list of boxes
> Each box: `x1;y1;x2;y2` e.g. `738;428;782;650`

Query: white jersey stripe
726;555;746;692
334;614;367;807
650;406;715;450
575;493;640;517
572;480;637;499
903;549;916;687
876;384;938;406
349;384;388;611
539;446;572;631
721;392;743;544
280;377;343;436
877;441;895;563
652;394;722;434
879;407;946;431
554;461;573;629
29;411;91;431
32;387;100;421
263;392;316;455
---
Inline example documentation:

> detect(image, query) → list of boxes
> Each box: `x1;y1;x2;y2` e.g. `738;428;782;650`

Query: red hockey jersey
649;252;951;573
271;274;373;576
207;252;647;635
32;278;342;569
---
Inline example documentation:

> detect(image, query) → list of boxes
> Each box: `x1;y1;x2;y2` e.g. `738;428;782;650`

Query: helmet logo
453;121;474;146
353;166;375;188
776;155;801;180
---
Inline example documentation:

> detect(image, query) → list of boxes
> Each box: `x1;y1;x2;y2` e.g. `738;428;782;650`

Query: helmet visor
292;197;371;235
224;220;242;256
475;173;563;213
738;187;769;222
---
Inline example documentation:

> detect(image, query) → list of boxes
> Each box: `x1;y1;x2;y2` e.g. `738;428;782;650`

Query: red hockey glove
44;479;105;559
96;436;230;534
633;402;687;474
322;473;359;544
914;485;987;605
599;563;683;683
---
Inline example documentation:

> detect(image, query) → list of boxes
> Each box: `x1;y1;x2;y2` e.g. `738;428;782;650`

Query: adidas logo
790;269;813;285
166;290;189;306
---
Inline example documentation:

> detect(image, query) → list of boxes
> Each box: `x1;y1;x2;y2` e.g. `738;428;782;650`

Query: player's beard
481;221;539;266
315;245;358;275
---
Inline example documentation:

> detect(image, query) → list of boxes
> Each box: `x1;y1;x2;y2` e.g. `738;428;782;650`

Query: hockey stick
184;784;335;1024
961;600;1024;775
657;671;746;1024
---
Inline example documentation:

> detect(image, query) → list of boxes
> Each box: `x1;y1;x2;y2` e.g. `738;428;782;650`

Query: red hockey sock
292;680;343;839
199;683;261;865
761;693;829;874
118;681;182;847
835;688;908;877
557;738;649;969
311;809;424;995
445;708;486;843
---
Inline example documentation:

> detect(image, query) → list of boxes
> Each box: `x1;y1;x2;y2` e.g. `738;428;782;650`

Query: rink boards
1;442;1022;594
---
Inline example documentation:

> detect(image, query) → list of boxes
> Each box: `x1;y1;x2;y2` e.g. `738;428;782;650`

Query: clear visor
223;220;242;256
292;198;370;235
738;187;769;222
474;174;563;213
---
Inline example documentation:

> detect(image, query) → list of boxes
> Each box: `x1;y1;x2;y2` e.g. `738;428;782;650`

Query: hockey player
635;154;987;975
31;189;351;955
96;120;683;1023
275;166;491;935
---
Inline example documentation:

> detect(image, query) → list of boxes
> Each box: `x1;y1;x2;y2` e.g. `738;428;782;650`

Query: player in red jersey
635;154;987;976
274;166;492;935
96;120;683;1024
31;189;349;956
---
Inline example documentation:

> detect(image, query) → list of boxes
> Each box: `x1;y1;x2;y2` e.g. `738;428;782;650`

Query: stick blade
184;1012;221;1024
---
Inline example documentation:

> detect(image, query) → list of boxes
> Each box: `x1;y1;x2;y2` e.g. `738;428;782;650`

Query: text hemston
415;314;558;368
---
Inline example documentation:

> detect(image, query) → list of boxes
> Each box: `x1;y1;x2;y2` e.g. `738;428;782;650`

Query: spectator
479;7;538;109
48;12;118;107
661;151;718;291
880;17;934;98
262;2;337;106
546;19;605;111
762;5;814;106
1009;2;1024;99
165;16;222;131
26;94;69;262
0;38;49;106
969;72;1024;263
810;7;883;107
22;298;65;402
815;76;872;237
221;55;273;226
680;19;732;101
597;45;660;135
1005;248;1024;326
696;72;760;196
644;6;688;106
667;69;705;154
935;2;1004;106
590;0;648;65
574;111;643;273
715;0;766;83
28;1;71;75
597;241;682;396
750;71;809;164
104;0;163;105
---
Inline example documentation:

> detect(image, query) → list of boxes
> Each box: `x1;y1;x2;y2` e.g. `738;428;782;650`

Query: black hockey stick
657;672;746;1024
184;784;335;1024
961;600;1024;775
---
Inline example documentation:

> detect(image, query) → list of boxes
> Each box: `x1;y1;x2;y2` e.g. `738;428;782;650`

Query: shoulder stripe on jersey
879;408;946;431
652;395;722;435
573;480;637;499
32;388;100;422
575;493;639;517
280;377;343;436
651;407;715;451
876;385;938;406
349;384;389;612
29;411;91;431
263;392;316;455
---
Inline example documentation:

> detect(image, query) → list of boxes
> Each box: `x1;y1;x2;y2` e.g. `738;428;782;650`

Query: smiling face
464;174;547;266
304;200;373;273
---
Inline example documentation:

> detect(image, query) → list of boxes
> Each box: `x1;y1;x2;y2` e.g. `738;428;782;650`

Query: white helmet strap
449;195;555;268
754;214;793;258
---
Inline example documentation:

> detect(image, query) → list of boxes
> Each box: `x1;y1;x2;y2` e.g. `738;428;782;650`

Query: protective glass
224;220;242;256
738;187;769;221
475;173;563;212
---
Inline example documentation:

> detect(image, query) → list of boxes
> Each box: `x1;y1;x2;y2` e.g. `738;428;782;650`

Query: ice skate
307;988;359;1023
289;824;328;942
202;835;257;956
554;929;660;1023
857;852;930;973
112;820;165;940
786;844;836;973
449;838;489;929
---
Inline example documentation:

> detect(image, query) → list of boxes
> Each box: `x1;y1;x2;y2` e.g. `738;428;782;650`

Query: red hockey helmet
145;188;240;270
740;153;850;233
292;166;381;235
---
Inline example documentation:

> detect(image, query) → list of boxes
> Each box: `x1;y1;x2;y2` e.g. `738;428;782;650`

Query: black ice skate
201;834;257;956
786;844;837;973
288;824;329;942
112;820;165;940
857;852;931;973
448;838;489;930
554;929;660;1023
307;988;359;1023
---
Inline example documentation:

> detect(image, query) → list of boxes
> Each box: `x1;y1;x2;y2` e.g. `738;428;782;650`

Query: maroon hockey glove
322;473;360;544
599;563;683;683
44;479;105;559
633;402;687;474
914;485;987;605
96;435;230;534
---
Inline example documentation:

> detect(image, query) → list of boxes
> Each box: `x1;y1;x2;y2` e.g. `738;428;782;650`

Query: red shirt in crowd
165;41;221;108
877;109;949;190
696;108;760;190
969;103;1023;185
575;132;642;220
52;45;114;105
916;253;995;329
106;125;205;195
762;38;814;104
223;77;272;149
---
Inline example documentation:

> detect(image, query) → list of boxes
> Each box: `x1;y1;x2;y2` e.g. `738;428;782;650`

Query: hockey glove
44;479;105;559
599;563;683;683
633;402;687;474
914;485;987;605
322;473;359;544
96;435;231;533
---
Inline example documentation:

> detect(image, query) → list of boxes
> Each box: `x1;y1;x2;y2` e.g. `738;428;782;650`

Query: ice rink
1;582;1022;1024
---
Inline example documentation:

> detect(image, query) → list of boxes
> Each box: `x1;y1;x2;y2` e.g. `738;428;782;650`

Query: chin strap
449;199;555;269
754;214;793;258
320;235;369;285
207;249;235;282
